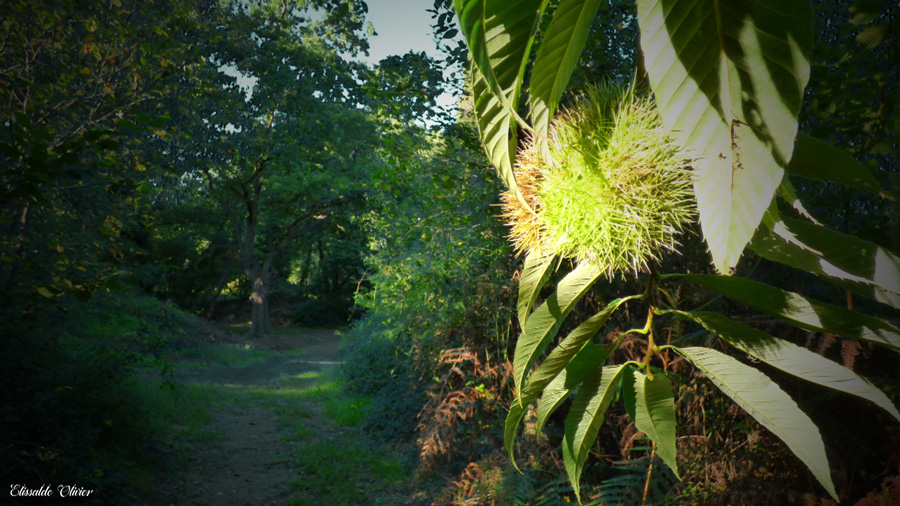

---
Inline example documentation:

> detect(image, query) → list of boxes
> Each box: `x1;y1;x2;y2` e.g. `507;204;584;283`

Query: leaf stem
642;307;656;378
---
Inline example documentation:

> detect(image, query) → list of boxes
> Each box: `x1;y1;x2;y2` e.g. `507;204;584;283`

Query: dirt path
156;329;344;506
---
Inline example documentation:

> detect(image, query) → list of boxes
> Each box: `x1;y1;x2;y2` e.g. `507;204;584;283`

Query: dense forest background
1;0;898;505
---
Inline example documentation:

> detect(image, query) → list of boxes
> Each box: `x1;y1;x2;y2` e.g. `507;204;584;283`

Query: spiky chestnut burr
502;83;696;278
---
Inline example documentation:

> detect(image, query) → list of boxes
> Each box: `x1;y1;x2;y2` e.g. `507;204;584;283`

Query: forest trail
155;329;345;506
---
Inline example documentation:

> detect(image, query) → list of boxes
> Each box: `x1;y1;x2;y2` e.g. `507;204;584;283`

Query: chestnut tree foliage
452;0;899;501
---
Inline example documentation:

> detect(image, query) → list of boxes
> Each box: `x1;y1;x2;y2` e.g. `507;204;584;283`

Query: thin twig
641;442;656;506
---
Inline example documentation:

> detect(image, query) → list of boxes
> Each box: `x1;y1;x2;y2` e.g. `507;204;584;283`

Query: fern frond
598;457;678;506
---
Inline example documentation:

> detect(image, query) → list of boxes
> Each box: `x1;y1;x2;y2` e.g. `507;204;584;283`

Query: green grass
324;394;370;426
253;368;414;506
291;369;370;427
287;437;407;506
176;343;270;367
120;314;411;505
132;377;231;443
136;358;413;506
243;371;328;431
287;424;315;439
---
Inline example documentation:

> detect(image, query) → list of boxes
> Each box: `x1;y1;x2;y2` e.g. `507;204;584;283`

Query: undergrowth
0;290;233;504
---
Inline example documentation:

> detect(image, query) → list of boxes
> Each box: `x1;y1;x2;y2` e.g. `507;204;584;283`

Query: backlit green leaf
506;296;633;459
513;261;602;397
456;0;543;200
637;0;813;274
856;24;887;50
36;287;57;299
750;207;900;309
523;295;634;399
563;364;628;503
535;343;611;438
674;310;900;421
675;346;837;500
680;274;900;351
482;0;543;126
504;402;527;462
535;374;570;440
622;368;637;421
633;370;679;478
471;63;520;200
787;134;891;199
529;0;604;159
518;249;556;326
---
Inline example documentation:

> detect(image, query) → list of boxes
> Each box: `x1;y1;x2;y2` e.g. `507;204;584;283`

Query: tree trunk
2;203;32;299
246;264;273;338
299;244;314;289
205;255;234;320
892;172;900;255
226;148;330;339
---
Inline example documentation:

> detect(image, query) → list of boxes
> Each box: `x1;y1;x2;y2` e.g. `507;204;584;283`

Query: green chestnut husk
502;83;696;278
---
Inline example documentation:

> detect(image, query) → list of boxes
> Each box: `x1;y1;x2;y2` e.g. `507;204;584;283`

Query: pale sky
361;0;459;114
361;0;442;64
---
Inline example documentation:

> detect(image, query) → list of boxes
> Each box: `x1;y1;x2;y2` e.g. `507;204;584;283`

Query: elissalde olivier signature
10;484;94;498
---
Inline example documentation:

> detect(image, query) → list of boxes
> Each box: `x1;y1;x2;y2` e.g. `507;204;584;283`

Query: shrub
341;321;425;440
291;295;356;327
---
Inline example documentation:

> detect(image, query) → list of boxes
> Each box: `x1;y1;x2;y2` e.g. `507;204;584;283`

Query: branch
242;154;269;187
49;181;110;192
276;212;330;253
